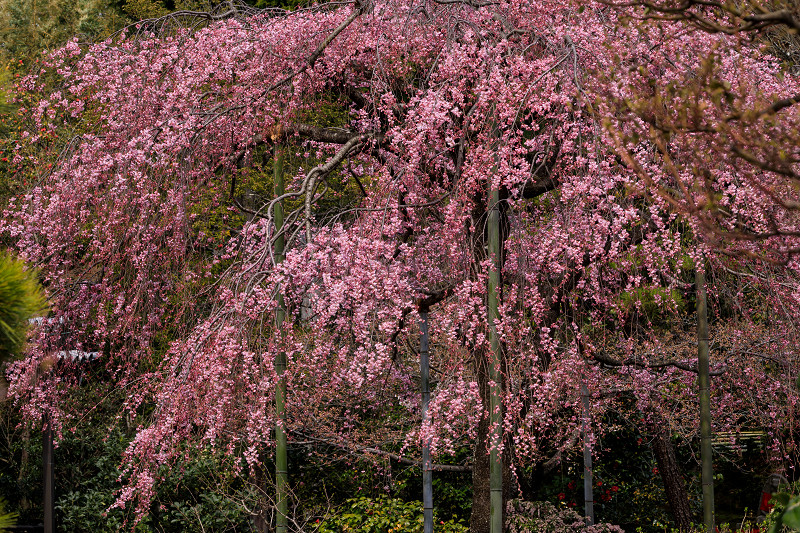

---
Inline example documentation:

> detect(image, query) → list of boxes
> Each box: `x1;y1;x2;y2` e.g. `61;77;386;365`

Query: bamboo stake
274;145;289;533
487;186;503;533
696;266;715;533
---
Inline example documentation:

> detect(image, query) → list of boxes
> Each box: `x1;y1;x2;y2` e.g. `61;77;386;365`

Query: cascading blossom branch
5;0;800;519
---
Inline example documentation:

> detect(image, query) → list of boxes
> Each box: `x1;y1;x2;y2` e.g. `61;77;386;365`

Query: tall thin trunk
696;266;715;533
274;145;289;533
649;418;693;531
17;424;31;514
471;351;491;533
420;310;433;533
487;186;503;533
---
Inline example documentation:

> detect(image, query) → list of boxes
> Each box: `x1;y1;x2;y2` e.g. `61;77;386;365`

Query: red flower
611;485;619;492
558;493;566;500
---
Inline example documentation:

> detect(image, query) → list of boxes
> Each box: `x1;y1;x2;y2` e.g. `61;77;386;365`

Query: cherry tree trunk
471;348;514;533
470;358;492;533
252;461;269;533
650;420;693;531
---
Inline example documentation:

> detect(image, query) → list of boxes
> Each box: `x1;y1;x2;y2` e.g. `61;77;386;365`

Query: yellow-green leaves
0;252;47;363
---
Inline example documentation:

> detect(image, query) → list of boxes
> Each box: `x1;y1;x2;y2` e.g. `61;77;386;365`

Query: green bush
314;496;468;533
54;425;260;532
0;391;261;533
763;481;800;533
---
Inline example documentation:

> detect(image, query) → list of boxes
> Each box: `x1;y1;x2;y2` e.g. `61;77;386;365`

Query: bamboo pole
696;266;715;533
274;145;289;533
487;187;503;533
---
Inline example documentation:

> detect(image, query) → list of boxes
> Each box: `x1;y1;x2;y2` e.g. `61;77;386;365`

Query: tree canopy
3;0;800;528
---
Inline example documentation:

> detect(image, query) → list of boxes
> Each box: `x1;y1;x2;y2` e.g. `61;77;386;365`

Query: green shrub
315;496;468;533
54;425;260;532
763;481;800;533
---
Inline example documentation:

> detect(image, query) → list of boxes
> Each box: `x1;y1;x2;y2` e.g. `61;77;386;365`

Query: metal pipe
420;310;433;533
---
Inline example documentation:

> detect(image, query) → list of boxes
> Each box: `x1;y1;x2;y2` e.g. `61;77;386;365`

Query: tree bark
470;346;515;533
252;461;270;533
650;421;693;531
471;349;492;533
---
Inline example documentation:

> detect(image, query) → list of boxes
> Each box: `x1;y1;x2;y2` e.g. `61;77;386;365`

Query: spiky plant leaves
0;498;18;532
0;253;46;364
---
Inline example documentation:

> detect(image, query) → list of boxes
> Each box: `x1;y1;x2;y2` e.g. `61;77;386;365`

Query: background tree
595;0;800;257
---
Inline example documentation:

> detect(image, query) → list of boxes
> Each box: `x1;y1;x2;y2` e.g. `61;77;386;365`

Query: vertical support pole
696;266;715;533
487;186;503;533
274;145;289;533
581;380;594;526
420;310;433;533
43;413;54;533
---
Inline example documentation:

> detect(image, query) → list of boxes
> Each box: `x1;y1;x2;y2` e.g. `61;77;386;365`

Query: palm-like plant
0;498;17;532
0;252;46;364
